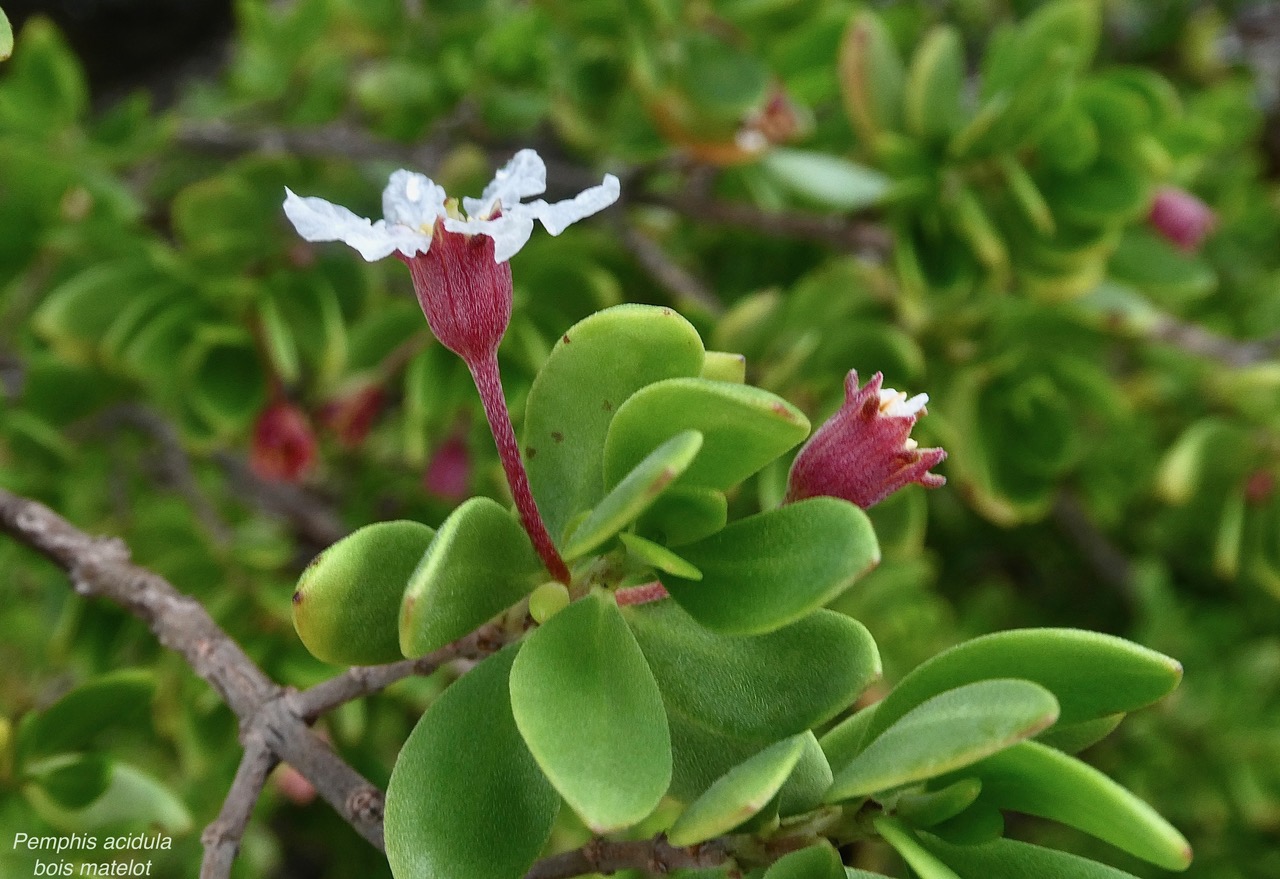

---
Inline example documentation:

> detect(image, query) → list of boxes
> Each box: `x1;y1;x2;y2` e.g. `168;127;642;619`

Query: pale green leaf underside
827;679;1059;801
385;647;558;879
668;733;807;846
399;498;543;657
510;593;671;832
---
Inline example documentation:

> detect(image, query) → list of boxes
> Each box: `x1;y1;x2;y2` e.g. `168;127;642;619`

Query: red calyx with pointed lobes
786;370;946;509
400;223;512;363
251;401;318;483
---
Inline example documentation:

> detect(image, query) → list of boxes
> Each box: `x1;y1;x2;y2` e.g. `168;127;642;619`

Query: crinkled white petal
516;173;621;236
283;189;432;261
472;149;548;218
381;170;447;231
444;213;537;263
878;388;929;418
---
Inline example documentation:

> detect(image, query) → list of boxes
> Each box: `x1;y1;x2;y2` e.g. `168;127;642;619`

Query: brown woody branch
0;488;387;874
1144;312;1280;369
524;837;732;879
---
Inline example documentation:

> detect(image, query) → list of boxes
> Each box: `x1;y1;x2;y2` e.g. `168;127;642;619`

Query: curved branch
0;488;386;871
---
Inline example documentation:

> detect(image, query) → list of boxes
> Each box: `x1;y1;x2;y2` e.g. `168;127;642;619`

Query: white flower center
878;388;928;418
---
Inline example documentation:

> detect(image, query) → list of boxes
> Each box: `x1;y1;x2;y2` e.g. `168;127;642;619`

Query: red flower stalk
786;370;946;508
1149;186;1217;252
251;401;317;483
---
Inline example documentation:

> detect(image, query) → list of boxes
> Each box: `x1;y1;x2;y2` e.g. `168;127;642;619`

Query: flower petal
382;169;447;230
518;173;621;236
283;188;431;261
444;213;537;263
469;149;548;218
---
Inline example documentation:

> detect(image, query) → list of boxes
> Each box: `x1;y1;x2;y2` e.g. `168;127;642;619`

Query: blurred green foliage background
1;0;1278;877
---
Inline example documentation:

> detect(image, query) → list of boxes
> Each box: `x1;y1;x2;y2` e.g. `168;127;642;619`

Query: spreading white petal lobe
475;149;548;217
382;170;447;231
282;149;620;263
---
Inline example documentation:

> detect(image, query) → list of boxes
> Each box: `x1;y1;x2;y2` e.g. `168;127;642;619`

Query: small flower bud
1149;186;1217;252
786;370;945;509
251;401;317;483
318;381;385;448
423;432;471;501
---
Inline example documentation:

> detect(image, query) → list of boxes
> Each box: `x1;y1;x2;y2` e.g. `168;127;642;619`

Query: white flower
283;149;621;263
877;387;929;418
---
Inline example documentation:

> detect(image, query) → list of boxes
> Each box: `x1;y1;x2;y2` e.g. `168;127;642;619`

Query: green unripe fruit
292;520;435;665
528;582;571;624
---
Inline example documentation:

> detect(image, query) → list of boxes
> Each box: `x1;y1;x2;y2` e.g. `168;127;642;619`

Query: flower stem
468;354;571;584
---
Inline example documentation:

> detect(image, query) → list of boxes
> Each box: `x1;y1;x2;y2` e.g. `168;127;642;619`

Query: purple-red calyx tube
786;370;946;509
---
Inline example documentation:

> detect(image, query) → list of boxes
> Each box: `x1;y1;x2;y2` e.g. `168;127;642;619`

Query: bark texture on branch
0;488;385;871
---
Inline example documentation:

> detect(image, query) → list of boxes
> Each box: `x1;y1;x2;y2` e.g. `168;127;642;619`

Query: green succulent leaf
563;430;703;561
510;593;671;832
662;497;879;635
957;741;1192;870
27;755;112;810
24;762;192;834
16;669;153;762
874;817;962;879
776;731;834;817
667;733;807;846
764;842;846;879
928;800;1006;846
636;486;729;547
603;378;809;493
523;304;705;543
919;835;1148;879
619;532;703;580
700;351;747;383
1036;713;1124;753
625;601;879;800
904;25;964;142
1;8;12;61
826;680;1059;801
762;149;891;211
400;499;544;657
385;647;558;879
292;520;434;665
850;629;1182;756
838;10;905;144
894;778;984;828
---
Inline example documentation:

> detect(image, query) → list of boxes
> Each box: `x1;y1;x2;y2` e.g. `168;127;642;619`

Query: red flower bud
1149;186;1217;253
786;370;946;509
318;381;385;449
423;433;472;501
251;401;317;483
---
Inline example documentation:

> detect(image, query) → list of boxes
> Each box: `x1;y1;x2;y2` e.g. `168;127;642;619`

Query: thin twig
1144;313;1280;369
214;451;348;549
638;191;894;261
616;220;724;316
1051;492;1139;611
199;736;278;879
291;623;508;722
0;488;384;872
524;836;732;879
84;403;233;545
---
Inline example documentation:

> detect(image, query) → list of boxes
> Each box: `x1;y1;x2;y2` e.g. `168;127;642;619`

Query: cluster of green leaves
290;305;1189;879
